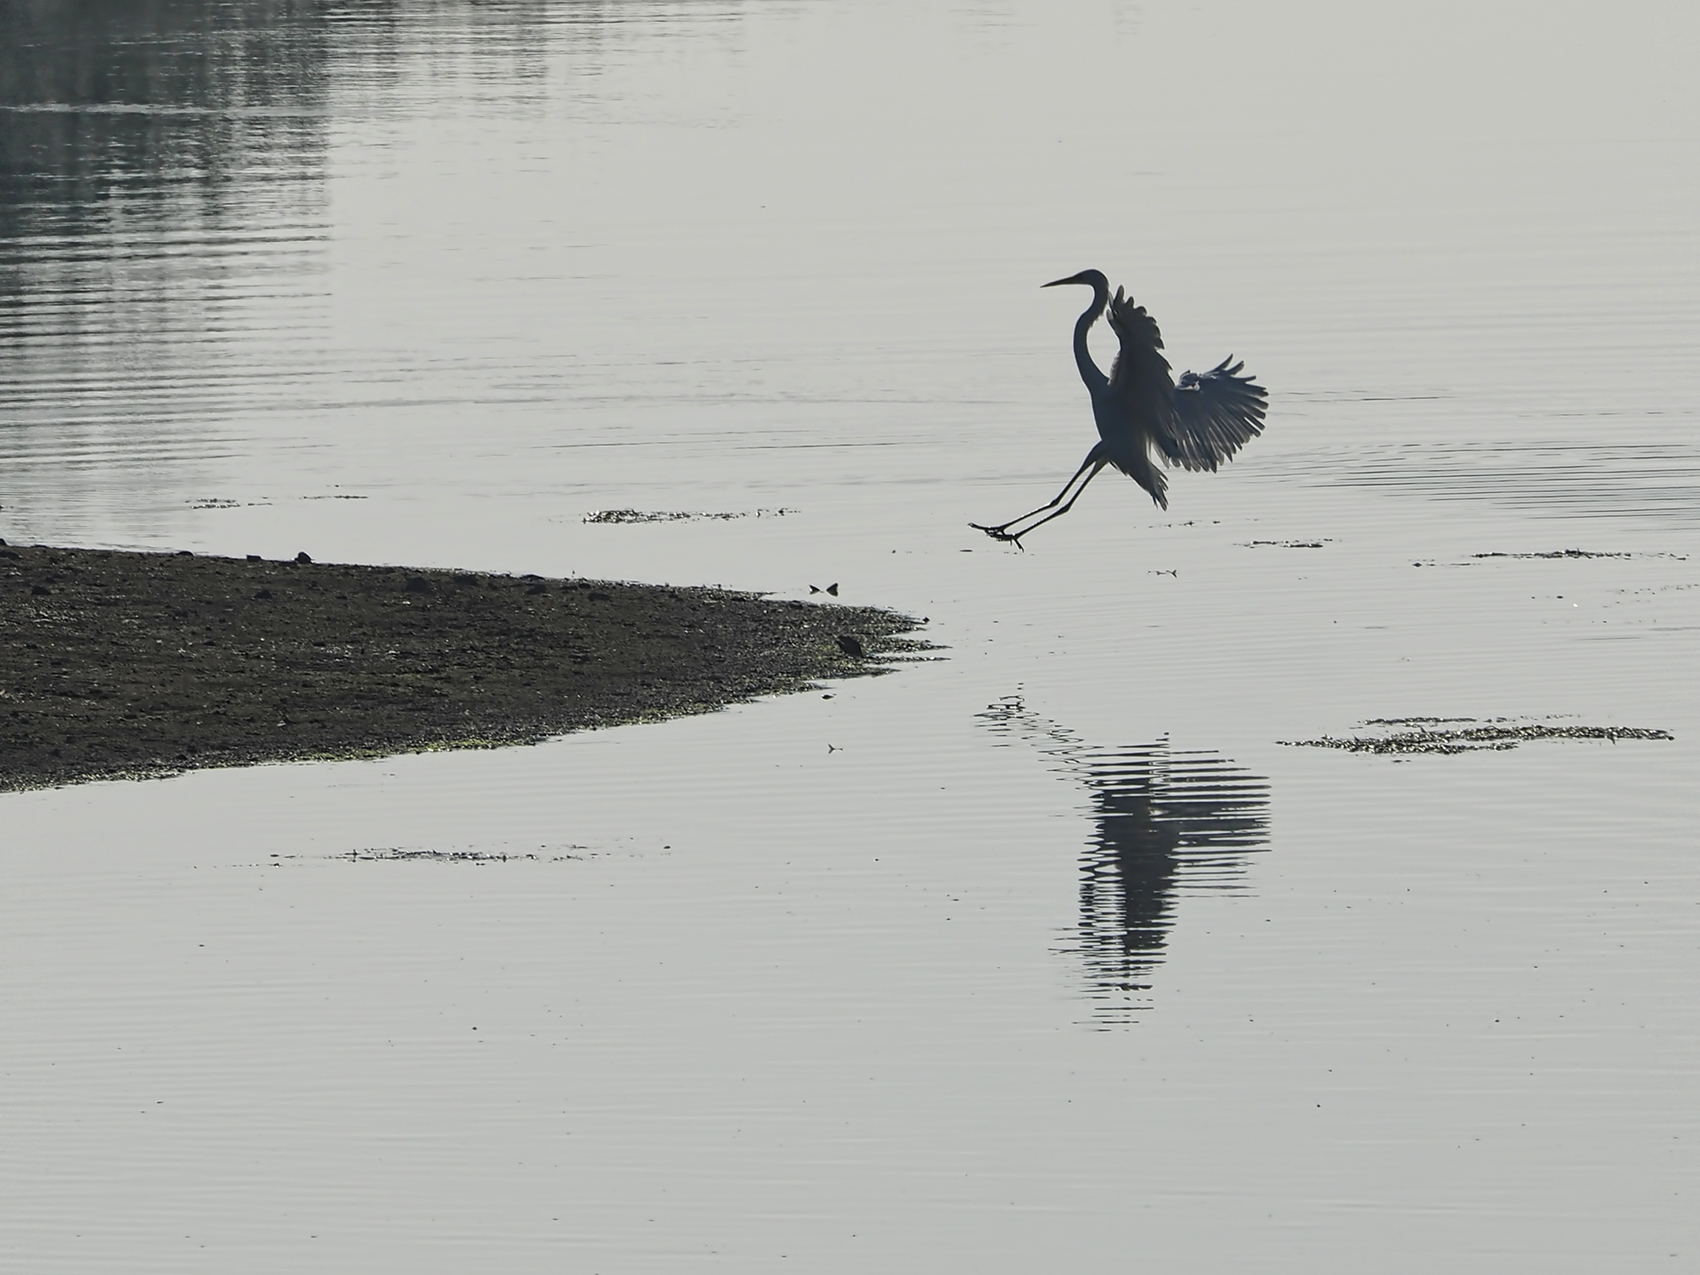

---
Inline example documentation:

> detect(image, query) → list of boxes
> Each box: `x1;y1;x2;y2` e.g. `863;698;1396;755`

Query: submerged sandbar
1;543;925;791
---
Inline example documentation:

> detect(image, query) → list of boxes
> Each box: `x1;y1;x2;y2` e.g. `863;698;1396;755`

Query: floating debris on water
1473;549;1630;560
1245;539;1330;549
1281;719;1674;755
335;847;587;863
583;508;797;524
1471;549;1687;560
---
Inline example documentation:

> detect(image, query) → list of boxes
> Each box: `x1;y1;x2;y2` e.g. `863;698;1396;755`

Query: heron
971;270;1267;545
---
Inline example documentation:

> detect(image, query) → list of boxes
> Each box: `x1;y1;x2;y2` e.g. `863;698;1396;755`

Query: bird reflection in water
978;696;1270;1023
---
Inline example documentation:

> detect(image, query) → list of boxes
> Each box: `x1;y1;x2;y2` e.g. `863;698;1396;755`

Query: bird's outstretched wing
1105;286;1175;411
1155;357;1267;472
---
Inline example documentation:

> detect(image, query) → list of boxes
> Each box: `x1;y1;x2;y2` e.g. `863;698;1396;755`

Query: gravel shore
0;543;926;791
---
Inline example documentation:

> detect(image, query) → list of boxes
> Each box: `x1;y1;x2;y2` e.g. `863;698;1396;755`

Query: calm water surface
3;2;1698;1270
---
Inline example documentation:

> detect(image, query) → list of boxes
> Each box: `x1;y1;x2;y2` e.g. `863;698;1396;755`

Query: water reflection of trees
0;1;723;331
0;0;745;531
0;1;336;537
978;696;1271;1024
0;1;331;251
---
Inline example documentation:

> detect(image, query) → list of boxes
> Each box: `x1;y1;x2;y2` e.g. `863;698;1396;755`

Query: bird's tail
1107;450;1169;510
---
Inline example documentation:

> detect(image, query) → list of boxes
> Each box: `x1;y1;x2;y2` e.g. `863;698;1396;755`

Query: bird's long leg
971;448;1100;539
995;460;1107;544
971;448;1106;545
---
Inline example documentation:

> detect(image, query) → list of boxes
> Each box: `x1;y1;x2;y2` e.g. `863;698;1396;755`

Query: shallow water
3;1;1698;1270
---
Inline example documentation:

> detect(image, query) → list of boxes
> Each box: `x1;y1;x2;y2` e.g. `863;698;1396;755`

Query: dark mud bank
1;544;928;792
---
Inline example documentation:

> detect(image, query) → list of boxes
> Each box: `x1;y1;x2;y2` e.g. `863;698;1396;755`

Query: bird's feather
1106;447;1168;509
1104;287;1267;475
1157;357;1268;472
1105;287;1174;410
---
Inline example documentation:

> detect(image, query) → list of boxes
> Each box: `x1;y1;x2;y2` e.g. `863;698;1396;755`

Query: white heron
972;270;1268;545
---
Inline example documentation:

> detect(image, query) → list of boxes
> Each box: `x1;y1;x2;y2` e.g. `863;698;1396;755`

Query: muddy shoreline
0;543;927;792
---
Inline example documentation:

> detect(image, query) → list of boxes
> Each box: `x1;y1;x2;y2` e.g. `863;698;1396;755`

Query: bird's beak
1041;273;1083;289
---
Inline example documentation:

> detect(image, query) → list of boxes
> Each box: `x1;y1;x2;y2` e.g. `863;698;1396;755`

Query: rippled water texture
3;2;1698;1270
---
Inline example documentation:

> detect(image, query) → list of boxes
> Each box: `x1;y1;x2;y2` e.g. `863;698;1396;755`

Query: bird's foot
968;521;1026;549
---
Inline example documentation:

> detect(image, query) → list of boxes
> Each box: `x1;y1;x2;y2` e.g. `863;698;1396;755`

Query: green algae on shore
0;543;928;791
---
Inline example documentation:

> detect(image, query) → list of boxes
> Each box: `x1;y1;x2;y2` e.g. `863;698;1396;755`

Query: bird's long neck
1072;279;1110;390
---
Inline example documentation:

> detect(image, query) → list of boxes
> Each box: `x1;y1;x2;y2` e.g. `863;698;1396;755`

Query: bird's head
1042;269;1109;292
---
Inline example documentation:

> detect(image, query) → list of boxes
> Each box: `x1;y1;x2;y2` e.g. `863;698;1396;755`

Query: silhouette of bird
972;270;1267;545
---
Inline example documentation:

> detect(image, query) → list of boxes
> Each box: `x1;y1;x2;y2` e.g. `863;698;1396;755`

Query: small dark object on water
525;583;547;595
247;554;262;562
405;576;432;594
588;591;611;602
254;588;273;600
177;549;194;556
973;269;1267;546
295;551;313;564
837;634;865;659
